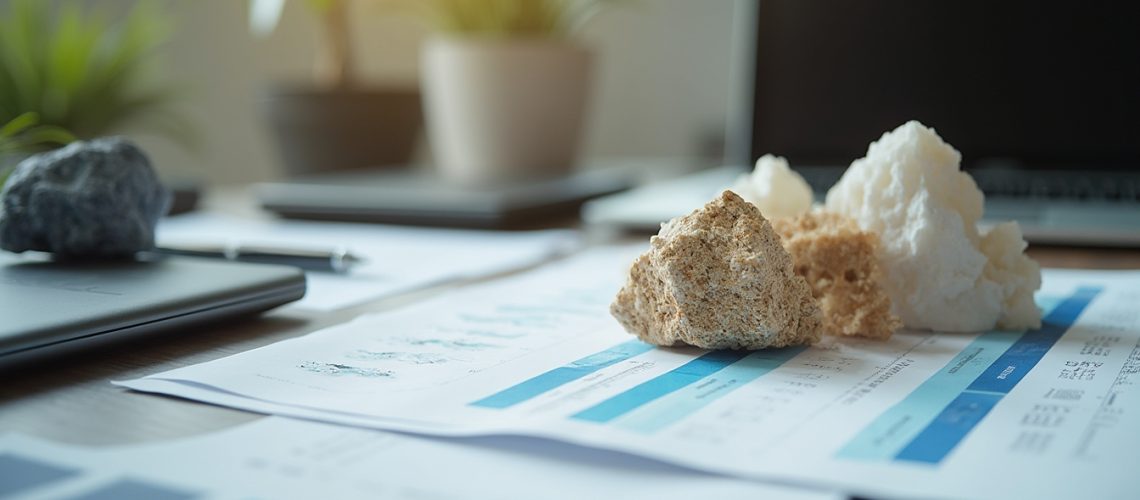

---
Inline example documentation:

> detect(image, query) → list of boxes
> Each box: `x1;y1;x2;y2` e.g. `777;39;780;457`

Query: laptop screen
748;1;1140;170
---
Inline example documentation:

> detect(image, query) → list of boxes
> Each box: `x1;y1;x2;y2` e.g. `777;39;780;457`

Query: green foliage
0;112;76;155
398;0;622;37
0;0;190;143
0;112;76;188
304;0;339;13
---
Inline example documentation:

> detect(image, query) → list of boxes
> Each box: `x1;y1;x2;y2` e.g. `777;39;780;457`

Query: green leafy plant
0;0;189;143
0;112;76;187
0;112;75;155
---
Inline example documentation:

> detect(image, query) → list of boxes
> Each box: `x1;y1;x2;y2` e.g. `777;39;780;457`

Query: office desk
2;198;1139;447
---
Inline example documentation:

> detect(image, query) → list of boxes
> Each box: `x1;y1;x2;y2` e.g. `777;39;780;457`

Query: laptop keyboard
971;171;1140;201
799;167;1140;202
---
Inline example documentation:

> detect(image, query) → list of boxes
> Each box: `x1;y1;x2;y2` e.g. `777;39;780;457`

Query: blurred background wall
98;0;739;185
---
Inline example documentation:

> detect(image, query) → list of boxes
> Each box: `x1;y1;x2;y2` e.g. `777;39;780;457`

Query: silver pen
155;243;364;273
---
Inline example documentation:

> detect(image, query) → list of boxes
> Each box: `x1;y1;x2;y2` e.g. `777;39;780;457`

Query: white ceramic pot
422;37;592;185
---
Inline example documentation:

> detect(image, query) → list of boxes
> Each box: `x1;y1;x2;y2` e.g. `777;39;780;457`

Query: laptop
256;165;633;229
0;253;306;365
584;1;1140;246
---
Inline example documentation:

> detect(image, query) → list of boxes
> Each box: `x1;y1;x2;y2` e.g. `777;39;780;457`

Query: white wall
90;0;739;184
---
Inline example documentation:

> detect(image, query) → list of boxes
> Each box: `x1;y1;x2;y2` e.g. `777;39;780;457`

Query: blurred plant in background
0;113;76;156
249;0;624;86
407;0;621;36
0;112;77;187
251;0;357;87
0;0;189;152
251;0;425;176
246;0;625;179
408;0;625;183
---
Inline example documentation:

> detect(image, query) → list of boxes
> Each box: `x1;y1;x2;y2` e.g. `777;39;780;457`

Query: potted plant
252;0;423;177
411;0;613;185
0;0;188;145
0;0;196;208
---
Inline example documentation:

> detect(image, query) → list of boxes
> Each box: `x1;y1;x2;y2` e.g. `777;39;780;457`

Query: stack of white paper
0;417;838;500
120;245;1140;498
158;214;582;311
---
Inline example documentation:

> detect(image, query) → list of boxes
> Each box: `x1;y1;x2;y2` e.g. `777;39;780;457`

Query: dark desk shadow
0;314;309;402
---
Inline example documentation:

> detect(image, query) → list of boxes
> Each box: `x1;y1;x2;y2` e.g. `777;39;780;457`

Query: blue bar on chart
836;330;1021;461
894;391;1001;463
838;286;1102;466
571;349;754;423
470;340;655;409
967;287;1101;395
612;346;806;434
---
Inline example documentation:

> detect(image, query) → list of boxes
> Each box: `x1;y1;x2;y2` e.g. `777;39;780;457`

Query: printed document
121;246;1140;498
0;417;835;500
158;214;580;310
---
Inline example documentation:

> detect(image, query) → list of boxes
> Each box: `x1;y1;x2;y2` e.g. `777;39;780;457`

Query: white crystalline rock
730;154;813;218
980;221;1042;328
825;121;1042;332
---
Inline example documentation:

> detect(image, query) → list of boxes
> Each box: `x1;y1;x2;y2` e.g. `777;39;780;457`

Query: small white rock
729;154;813;219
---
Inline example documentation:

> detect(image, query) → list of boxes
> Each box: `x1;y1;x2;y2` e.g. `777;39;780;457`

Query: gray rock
0;137;171;258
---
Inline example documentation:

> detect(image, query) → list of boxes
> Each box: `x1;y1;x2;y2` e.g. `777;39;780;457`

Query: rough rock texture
773;211;900;340
729;154;813;219
0;137;170;257
979;221;1042;328
825;121;1041;332
611;190;823;350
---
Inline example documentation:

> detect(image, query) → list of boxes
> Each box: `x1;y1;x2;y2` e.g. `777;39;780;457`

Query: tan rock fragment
773;211;901;340
610;190;823;350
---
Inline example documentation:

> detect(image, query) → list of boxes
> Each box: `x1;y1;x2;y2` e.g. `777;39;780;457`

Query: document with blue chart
119;247;1140;499
0;417;831;500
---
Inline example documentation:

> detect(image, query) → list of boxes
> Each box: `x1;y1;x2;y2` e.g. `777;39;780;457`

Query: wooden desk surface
2;218;1138;447
1027;245;1140;270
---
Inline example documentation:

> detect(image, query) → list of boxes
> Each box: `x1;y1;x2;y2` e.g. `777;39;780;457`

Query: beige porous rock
773;211;901;340
610;190;823;350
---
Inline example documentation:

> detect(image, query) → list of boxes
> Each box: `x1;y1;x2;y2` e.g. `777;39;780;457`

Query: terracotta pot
422;38;592;185
261;86;422;177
